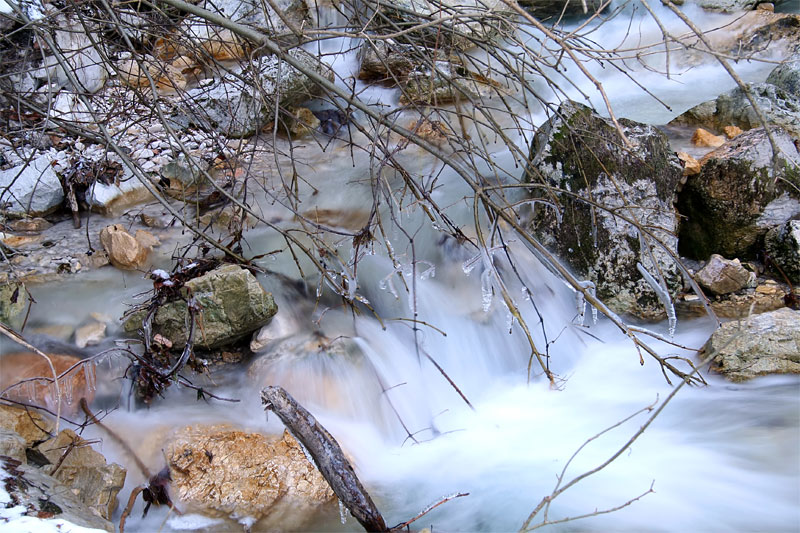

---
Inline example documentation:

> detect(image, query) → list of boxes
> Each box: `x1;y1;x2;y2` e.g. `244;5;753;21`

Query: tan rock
117;56;186;93
201;29;247;61
691;128;725;148
36;429;126;520
1;234;42;248
8;217;52;233
134;229;160;249
99;224;149;270
695;254;755;295
288;107;320;137
0;403;54;446
300;208;371;231
0;352;96;414
756;2;774;11
723;125;744;139
74;321;106;349
408;118;450;145
676;151;701;176
166;425;334;525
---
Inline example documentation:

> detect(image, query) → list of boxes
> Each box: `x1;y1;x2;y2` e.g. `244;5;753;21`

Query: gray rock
36;429;126;521
400;61;498;105
765;220;800;284
517;0;605;19
190;0;309;45
676;127;800;260
0;279;28;329
525;101;683;319
358;0;513;51
767;60;800;97
124;264;278;349
695;254;755;295
86;168;154;216
357;39;420;82
705;307;800;381
670;82;800;138
175;51;330;138
0;428;26;463
0;455;114;532
0;155;65;216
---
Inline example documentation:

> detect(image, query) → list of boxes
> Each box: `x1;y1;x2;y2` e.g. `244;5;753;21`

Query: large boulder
174;51;330;137
35;429;126;521
525;101;683;319
165;425;334;527
765;220;800;284
704;307;800;381
676;127;800;260
0;154;64;217
669;82;800;139
123;264;278;349
766;60;800;97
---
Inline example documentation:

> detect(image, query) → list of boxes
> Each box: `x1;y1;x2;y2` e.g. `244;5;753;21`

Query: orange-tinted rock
676;151;701;176
0;352;95;414
99;224;149;270
166;425;334;527
723;125;744;139
691;128;725;148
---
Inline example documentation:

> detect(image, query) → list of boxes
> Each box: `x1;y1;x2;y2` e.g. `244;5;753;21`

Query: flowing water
5;3;800;532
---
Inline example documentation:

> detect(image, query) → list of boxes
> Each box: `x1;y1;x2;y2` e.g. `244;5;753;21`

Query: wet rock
160;156;211;197
0;279;28;328
677;151;701;176
35;429;126;521
525;101;683;319
166;425;334;526
670;82;800;139
691;128;725;148
0;404;53;447
86;171;154;216
765;220;800;284
8;217;52;233
73;321;106;349
0;353;95;415
174;50;330;138
357;40;421;82
116;55;186;93
723;125;744;139
286;106;321;137
123;264;278;349
0;428;26;462
705;307;800;381
517;0;605;19
695;254;755;295
363;0;513;50
676;127;800;260
0;455;114;532
99;224;150;270
0;155;65;217
767;60;800;97
400;62;501;105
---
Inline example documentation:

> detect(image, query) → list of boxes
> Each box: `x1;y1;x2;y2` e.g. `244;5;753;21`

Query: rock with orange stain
691;128;725;148
676;151;701;176
723;125;744;139
0;352;95;414
99;224;150;270
166;425;334;528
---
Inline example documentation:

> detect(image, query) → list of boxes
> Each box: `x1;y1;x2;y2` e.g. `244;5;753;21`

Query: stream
5;2;800;532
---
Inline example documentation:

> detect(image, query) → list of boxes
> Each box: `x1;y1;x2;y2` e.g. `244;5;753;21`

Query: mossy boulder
525;101;683;320
124;264;277;349
0;278;27;328
676;127;800;261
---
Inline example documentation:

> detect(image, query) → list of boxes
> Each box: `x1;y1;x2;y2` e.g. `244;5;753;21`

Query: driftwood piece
260;386;388;532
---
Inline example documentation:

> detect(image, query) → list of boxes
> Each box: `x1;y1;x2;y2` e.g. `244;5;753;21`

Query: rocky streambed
1;0;799;531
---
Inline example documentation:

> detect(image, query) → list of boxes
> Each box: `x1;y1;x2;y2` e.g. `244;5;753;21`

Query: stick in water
261;386;388;532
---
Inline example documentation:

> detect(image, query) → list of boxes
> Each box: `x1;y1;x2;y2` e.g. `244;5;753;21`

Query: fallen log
260;385;388;532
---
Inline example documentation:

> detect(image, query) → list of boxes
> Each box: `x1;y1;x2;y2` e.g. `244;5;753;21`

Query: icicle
516;199;563;225
379;272;399;299
418;261;436;280
338;499;348;525
462;253;481;275
575;290;586;325
480;268;493;313
574;280;596;326
503;301;515;333
62;374;73;405
637;262;677;336
521;286;530;301
83;361;97;394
